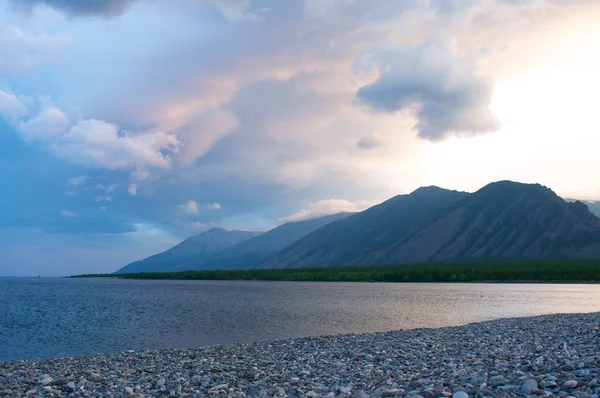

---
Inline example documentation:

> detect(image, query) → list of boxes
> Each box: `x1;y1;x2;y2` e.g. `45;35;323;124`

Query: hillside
261;186;468;268
566;199;600;217
199;213;352;270
115;228;261;273
115;213;351;273
264;181;600;268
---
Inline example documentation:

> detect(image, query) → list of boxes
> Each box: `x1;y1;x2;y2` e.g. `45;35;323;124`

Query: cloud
128;183;138;196
356;40;500;140
190;221;208;231
206;203;222;210
177;109;239;165
210;0;262;23
60;209;76;218
53;119;180;170
66;175;88;186
1;212;137;235
95;184;118;193
178;200;199;215
357;133;386;150
0;20;70;74
12;0;138;18
304;0;353;19
17;102;68;142
277;199;375;223
0;89;27;121
46;215;136;234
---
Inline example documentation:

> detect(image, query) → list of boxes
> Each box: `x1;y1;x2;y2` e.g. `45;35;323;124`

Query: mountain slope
115;228;262;273
589;202;600;217
199;212;353;270
566;199;600;218
262;186;469;268
381;181;600;263
265;181;600;268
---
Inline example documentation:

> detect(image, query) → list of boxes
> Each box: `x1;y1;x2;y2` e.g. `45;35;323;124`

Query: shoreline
1;313;599;397
74;277;600;284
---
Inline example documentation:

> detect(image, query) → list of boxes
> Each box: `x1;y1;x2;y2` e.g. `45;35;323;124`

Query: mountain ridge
263;181;600;268
116;181;600;273
115;213;353;273
116;228;262;274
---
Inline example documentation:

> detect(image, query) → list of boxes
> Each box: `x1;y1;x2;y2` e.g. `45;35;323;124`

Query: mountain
262;186;469;268
197;213;353;270
115;213;352;273
566;199;600;218
115;228;262;273
589;202;600;217
264;181;600;268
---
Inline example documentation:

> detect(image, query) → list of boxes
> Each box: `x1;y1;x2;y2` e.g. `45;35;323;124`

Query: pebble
563;380;579;388
521;378;539;394
39;375;53;385
0;312;598;397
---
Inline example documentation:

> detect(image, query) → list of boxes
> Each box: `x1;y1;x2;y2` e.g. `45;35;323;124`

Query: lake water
1;278;600;361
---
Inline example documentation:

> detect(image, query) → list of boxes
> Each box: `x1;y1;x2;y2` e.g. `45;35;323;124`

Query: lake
1;278;600;361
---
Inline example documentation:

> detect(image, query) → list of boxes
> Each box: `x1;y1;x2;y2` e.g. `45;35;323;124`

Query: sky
1;0;599;276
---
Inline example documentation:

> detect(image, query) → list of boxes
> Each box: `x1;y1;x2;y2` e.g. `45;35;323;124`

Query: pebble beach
1;312;599;398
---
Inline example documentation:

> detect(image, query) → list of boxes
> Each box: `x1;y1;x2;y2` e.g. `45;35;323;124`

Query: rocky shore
1;313;599;398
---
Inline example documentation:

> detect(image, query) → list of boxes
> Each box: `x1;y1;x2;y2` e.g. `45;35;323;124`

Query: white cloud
190;221;208;230
0;89;27;121
95;184;118;193
211;0;262;23
53;119;180;170
206;203;222;210
66;175;88;186
278;199;375;223
178;200;199;215
128;183;138;196
304;0;353;19
0;20;70;74
60;209;76;217
17;102;68;142
177;109;239;165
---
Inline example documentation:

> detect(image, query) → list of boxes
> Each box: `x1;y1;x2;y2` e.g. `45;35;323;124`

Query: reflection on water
1;278;599;361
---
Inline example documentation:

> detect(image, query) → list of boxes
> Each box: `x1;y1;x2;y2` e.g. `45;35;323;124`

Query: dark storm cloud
356;41;500;140
12;0;138;17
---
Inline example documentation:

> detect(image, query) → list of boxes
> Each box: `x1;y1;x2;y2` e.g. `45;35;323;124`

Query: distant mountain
115;228;262;273
115;213;352;273
199;213;353;270
566;199;600;218
589;202;600;217
264;181;600;268
262;186;469;268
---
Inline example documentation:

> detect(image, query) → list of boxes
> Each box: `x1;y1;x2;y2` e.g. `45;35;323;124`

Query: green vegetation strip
71;260;600;282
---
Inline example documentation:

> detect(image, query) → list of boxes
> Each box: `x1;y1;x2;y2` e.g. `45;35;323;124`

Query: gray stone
40;376;53;386
452;392;469;398
489;376;506;387
521;378;539;394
